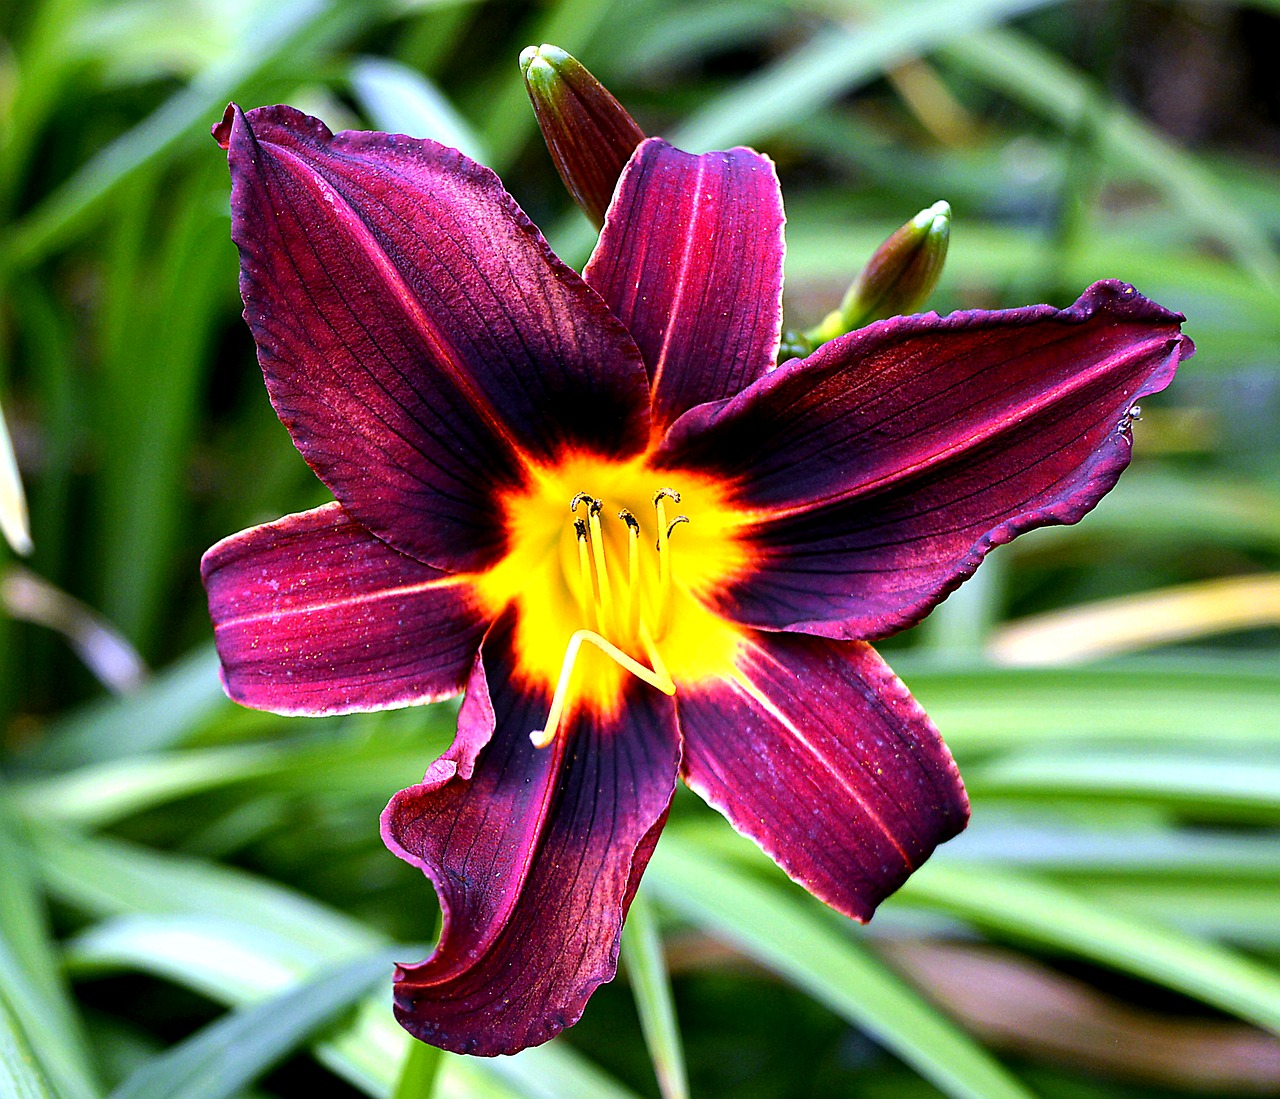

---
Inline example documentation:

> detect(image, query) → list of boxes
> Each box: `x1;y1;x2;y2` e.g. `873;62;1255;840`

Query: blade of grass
30;826;376;958
649;831;1035;1099
106;949;397;1099
969;750;1280;818
96;164;236;652
671;0;1056;152
350;56;488;163
33;646;225;768
0;799;100;1099
899;862;1280;1036
35;827;640;1099
895;656;1280;752
391;1036;443;1099
621;891;688;1099
0;988;57;1099
938;26;1280;287
3;0;377;269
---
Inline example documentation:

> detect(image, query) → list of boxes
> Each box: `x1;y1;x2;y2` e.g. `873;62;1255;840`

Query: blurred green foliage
1;0;1279;1096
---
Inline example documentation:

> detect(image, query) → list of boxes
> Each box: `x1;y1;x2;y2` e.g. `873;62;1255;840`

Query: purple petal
678;631;968;921
381;608;681;1055
202;503;486;715
585;138;785;435
215;104;650;572
658;281;1194;638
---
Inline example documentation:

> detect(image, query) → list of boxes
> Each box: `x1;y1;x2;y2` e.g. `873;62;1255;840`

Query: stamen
573;517;600;629
653;490;684;640
619;509;641;639
585;499;617;634
531;628;676;749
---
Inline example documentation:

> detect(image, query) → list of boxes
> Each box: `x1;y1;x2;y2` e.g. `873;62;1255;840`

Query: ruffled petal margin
215;104;650;573
678;631;968;921
201;503;487;715
382;608;681;1056
585;138;785;436
658;281;1193;638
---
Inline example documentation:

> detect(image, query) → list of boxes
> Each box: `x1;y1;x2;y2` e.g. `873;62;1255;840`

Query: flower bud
520;44;646;227
808;200;951;345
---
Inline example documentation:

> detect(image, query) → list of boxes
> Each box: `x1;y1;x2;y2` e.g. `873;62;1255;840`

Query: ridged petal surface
678;632;969;921
658;281;1193;638
202;503;486;715
217;104;650;573
381;609;681;1056
586;138;785;436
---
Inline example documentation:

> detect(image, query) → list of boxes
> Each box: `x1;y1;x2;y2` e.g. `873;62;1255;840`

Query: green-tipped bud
520;44;646;227
807;200;951;346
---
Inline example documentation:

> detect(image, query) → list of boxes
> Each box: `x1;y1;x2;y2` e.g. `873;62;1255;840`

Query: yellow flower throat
474;455;751;745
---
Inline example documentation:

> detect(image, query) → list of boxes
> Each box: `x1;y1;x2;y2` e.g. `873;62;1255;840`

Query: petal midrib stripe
272;142;530;463
755;333;1169;521
217;574;475;629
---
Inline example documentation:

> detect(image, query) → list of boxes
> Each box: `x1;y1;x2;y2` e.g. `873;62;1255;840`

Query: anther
653;487;681;505
618;508;640;533
666;515;689;540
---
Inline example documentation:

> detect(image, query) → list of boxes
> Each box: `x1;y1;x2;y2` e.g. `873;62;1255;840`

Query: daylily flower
202;95;1191;1056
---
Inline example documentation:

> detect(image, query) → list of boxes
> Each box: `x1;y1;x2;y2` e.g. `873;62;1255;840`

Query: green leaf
0;798;100;1099
34;646;225;768
31;827;376;959
390;1037;444;1099
895;657;1280;753
671;0;1056;152
969;750;1280;818
3;0;378;268
648;830;1035;1099
106;950;396;1099
0;988;58;1099
938;27;1280;287
621;891;688;1099
350;56;488;164
899;862;1280;1035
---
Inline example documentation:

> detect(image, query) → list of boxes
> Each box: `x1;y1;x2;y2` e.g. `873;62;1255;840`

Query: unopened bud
520;44;646;227
808;200;951;346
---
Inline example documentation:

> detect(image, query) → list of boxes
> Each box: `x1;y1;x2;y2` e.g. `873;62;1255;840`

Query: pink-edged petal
678;631;968;921
381;608;680;1055
584;138;785;435
201;502;486;715
215;104;650;572
659;281;1194;638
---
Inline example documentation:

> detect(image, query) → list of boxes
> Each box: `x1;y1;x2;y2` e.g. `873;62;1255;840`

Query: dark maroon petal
521;44;647;227
584;138;785;434
381;608;681;1055
215;104;650;572
201;503;487;715
678;631;968;921
659;281;1194;638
